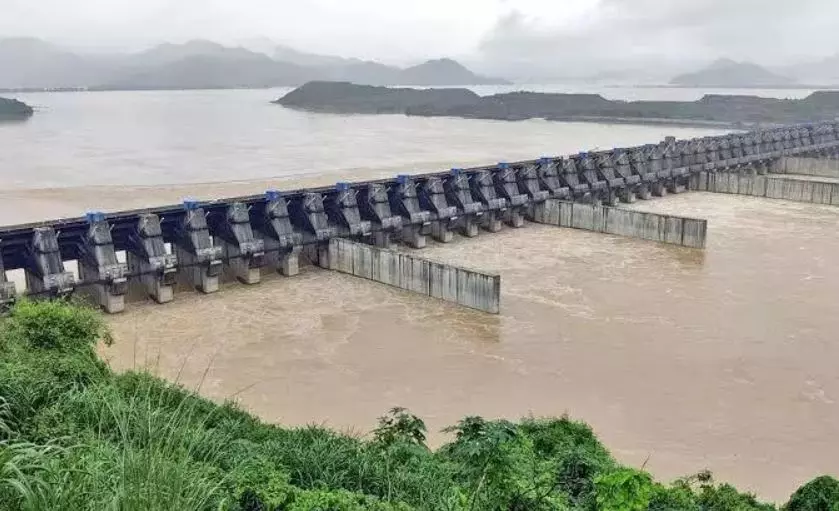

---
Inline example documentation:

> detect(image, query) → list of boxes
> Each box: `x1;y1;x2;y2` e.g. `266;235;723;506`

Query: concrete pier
390;175;431;249
174;201;223;293
258;192;302;276
24;227;75;297
126;214;177;304
0;258;15;310
533;199;707;249
214;203;265;285
78;212;128;313
690;171;839;206
328;238;500;313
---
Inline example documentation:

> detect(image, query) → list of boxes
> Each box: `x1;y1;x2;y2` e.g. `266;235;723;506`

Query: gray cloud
476;0;839;79
3;0;839;81
0;0;504;63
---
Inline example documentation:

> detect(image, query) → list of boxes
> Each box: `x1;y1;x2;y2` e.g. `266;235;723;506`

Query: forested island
1;300;837;510
0;97;33;120
276;82;839;128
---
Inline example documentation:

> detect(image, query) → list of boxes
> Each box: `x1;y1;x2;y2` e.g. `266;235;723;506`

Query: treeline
0;300;837;510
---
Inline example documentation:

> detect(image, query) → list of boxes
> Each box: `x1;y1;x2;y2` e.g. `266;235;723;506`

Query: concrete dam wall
771;156;839;179
533;200;707;249
328;238;500;313
0;121;837;314
690;169;839;205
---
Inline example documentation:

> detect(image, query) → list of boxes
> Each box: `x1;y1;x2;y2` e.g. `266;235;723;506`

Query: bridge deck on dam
100;191;839;503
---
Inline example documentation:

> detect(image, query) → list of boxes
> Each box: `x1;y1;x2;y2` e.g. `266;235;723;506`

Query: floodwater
2;89;838;502
98;193;839;502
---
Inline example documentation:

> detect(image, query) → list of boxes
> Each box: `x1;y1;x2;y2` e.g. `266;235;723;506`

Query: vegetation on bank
1;300;837;511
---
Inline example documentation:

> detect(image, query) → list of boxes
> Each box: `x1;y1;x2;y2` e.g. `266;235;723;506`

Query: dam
0;121;837;315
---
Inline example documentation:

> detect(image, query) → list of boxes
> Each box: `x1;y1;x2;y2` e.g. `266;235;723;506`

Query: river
1;87;837;502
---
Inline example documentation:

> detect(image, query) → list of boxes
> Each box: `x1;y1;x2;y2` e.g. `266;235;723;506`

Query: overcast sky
3;0;839;73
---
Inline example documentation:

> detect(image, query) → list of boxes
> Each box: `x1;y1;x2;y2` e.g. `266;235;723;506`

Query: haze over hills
670;59;796;87
0;37;112;89
0;38;508;91
777;54;839;85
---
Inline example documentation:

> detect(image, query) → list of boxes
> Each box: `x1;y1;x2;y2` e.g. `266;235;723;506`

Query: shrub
784;476;839;511
593;468;654;511
373;407;428;448
3;299;109;352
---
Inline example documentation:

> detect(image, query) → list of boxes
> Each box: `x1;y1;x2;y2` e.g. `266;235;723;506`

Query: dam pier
0;121;837;315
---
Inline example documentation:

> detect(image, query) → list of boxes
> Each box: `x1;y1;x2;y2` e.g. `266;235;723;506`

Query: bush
594;468;655;511
3;299;108;352
784;476;839;511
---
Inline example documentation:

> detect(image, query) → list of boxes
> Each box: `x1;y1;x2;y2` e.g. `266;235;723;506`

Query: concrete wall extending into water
328;238;501;313
690;171;839;206
772;157;839;179
532;199;707;249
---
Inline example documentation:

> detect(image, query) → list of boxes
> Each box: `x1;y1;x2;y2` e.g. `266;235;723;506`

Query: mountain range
4;37;839;91
0;38;508;91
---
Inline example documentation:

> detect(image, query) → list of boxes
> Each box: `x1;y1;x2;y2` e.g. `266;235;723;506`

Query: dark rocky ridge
275;81;481;114
276;82;839;127
0;97;34;120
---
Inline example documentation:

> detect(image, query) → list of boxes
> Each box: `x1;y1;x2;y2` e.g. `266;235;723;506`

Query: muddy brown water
65;191;834;503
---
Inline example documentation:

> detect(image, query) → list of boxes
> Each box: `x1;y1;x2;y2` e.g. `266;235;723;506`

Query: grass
0;299;837;510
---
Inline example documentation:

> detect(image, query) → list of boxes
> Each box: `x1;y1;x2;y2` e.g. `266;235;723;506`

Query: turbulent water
1;88;837;502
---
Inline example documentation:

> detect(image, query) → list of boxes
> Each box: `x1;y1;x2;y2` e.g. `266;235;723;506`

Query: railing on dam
1;121;838;313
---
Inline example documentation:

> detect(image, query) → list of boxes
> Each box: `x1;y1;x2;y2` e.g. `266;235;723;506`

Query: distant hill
98;41;325;90
0;97;34;120
125;40;261;68
398;58;507;86
325;60;403;86
275;81;480;114
272;44;359;68
670;59;796;87
778;54;839;85
0;38;110;89
0;38;507;91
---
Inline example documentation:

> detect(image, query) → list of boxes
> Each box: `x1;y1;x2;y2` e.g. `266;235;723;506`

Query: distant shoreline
276;81;839;129
616;83;839;90
277;101;746;130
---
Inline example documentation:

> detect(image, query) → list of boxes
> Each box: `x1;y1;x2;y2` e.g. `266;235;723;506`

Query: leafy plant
784;476;839;511
373;408;427;448
594;468;654;511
